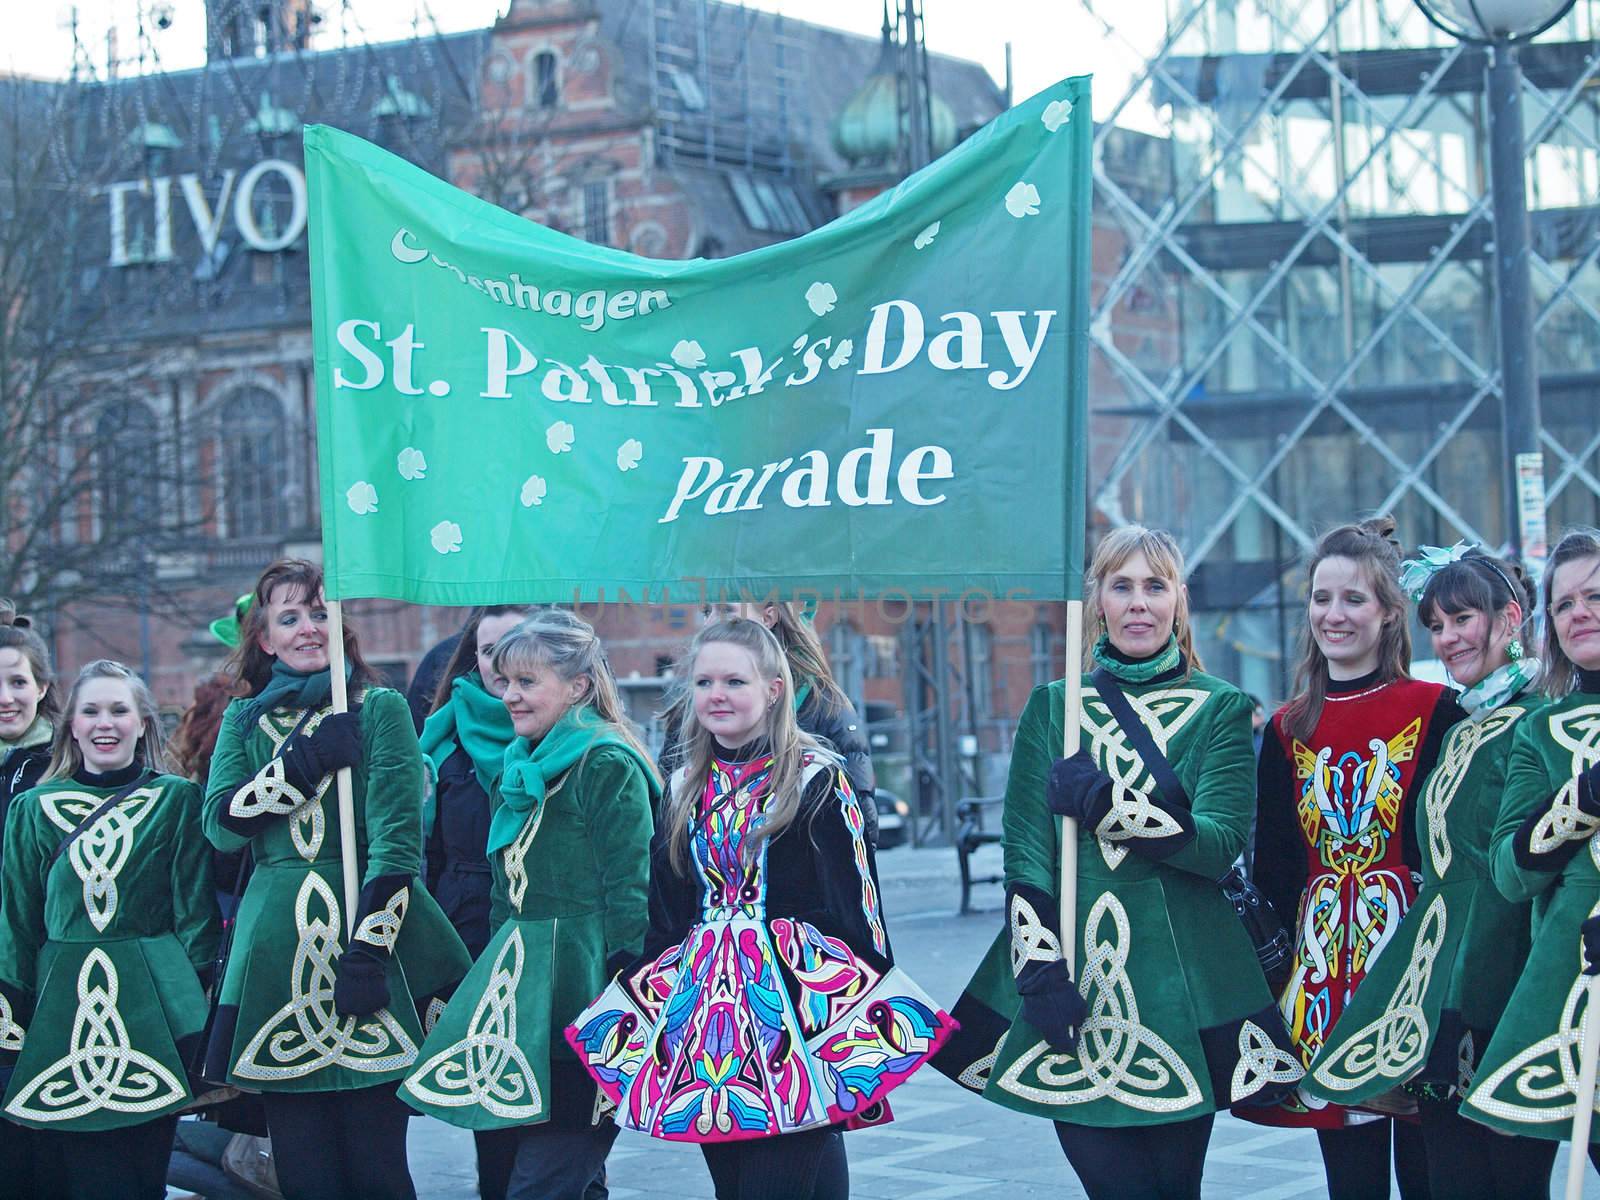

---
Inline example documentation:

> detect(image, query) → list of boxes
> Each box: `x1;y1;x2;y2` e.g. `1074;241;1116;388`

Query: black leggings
701;1128;849;1200
32;1114;178;1200
1316;1118;1431;1200
1417;1098;1557;1199
262;1084;415;1200
1053;1113;1214;1200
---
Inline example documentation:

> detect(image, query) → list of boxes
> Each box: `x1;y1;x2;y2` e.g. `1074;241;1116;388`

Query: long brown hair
1282;515;1410;742
491;606;659;778
169;674;234;786
1082;525;1203;673
0;601;61;730
1540;527;1600;698
429;605;538;714
223;559;379;697
45;660;172;781
764;602;849;709
662;618;827;875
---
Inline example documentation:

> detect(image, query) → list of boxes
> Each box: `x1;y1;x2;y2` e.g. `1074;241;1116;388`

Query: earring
1507;638;1524;661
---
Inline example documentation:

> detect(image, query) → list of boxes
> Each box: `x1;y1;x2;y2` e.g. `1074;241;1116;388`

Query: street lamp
1412;0;1577;562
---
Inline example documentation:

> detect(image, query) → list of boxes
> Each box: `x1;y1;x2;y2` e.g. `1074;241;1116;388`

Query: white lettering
233;159;307;252
481;328;538;399
333;320;384;390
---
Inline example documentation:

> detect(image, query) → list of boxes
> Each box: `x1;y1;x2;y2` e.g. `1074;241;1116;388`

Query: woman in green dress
0;659;217;1200
202;558;470;1200
401;608;658;1200
1460;528;1600;1159
1301;544;1554;1196
935;525;1300;1200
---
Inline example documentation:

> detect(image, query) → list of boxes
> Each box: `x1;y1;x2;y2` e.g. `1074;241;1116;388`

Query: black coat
425;743;494;958
0;743;50;860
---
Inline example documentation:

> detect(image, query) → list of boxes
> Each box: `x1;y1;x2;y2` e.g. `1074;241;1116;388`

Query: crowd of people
0;515;1595;1200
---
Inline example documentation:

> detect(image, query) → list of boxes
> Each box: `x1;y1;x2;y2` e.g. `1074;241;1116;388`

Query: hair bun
1501;556;1538;612
0;599;28;629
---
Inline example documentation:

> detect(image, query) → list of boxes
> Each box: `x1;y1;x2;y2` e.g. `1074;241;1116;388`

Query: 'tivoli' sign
306;77;1091;605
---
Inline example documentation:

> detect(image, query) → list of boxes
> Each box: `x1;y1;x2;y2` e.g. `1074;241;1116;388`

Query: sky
5;0;1169;126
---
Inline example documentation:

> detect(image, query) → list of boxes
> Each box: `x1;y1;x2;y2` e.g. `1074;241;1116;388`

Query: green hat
209;593;253;648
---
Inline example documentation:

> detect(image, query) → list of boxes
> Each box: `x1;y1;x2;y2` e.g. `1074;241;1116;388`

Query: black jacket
426;743;495;958
0;744;50;859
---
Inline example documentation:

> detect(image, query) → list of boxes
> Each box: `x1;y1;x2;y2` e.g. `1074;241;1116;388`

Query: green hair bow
1397;541;1476;604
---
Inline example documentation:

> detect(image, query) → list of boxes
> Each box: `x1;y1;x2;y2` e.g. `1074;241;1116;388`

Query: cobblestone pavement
409;843;1600;1199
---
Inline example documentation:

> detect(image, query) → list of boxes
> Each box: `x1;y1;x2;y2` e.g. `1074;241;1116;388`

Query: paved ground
406;843;1600;1199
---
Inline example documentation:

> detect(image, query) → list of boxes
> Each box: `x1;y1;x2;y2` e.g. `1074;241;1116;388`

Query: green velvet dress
935;664;1302;1126
1302;691;1540;1106
401;744;656;1129
203;688;470;1093
0;770;218;1131
1461;685;1600;1139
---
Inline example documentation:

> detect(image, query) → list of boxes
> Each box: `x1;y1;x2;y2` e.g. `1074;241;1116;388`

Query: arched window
533;50;560;109
220;387;289;537
97;401;160;537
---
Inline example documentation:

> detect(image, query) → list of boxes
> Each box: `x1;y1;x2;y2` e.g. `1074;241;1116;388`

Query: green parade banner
304;76;1090;606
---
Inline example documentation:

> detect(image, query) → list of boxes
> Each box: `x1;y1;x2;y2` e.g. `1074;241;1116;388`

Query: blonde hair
490;607;659;781
1082;525;1202;673
1540;527;1600;698
662;617;827;875
45;660;171;781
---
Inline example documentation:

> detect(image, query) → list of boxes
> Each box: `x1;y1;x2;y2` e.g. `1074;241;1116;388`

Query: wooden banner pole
325;599;360;941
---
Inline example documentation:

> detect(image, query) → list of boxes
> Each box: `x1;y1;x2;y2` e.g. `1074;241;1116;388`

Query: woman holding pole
1301;545;1554;1197
936;525;1299;1200
402;609;658;1199
202;558;469;1200
1245;517;1462;1198
1462;529;1600;1171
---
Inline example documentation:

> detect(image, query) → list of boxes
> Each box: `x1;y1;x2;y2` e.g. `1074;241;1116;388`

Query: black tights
701;1128;849;1200
1053;1113;1214;1200
32;1115;178;1200
262;1085;416;1200
1417;1098;1557;1199
1316;1118;1431;1200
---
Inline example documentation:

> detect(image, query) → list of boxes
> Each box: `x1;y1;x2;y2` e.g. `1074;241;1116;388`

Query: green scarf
0;715;52;767
486;705;660;854
419;671;516;835
1090;633;1182;683
1460;658;1541;721
240;660;349;725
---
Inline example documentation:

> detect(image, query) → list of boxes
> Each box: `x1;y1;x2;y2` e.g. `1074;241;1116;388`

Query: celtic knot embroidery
996;891;1204;1112
1424;708;1523;877
1079;689;1209;870
1008;892;1061;978
0;992;24;1052
958;1040;1002;1092
403;929;544;1121
1310;895;1448;1093
502;772;565;913
1468;896;1600;1125
251;709;334;862
1231;1020;1302;1102
424;997;446;1035
354;888;409;952
39;788;161;932
232;871;417;1082
5;949;187;1122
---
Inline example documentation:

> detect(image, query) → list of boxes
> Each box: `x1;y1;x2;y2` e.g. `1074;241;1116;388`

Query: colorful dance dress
566;746;957;1142
1245;670;1461;1127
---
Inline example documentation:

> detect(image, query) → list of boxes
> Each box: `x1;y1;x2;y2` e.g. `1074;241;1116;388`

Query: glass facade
1091;0;1600;702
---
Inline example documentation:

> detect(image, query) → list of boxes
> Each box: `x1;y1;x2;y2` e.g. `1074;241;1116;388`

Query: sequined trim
232;872;417;1082
5;949;187;1122
1423;707;1524;877
0;992;24;1052
39;787;162;932
403;929;544;1121
354;887;409;952
1231;1020;1302;1102
502;772;566;914
1008;892;1061;979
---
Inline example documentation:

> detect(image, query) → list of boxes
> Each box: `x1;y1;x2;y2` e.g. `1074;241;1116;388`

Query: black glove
280;709;363;793
1017;958;1088;1054
1583;915;1600;977
1047;751;1113;823
1579;763;1600;818
333;944;390;1017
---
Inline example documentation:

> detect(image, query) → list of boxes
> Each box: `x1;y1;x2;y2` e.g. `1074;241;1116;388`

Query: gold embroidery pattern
996;891;1204;1112
502;772;566;913
1079;689;1209;870
1231;1020;1302;1103
0;992;24;1052
1529;705;1600;860
1423;707;1524;878
354;887;409;952
1008;892;1062;979
1310;894;1448;1092
249;709;335;862
232;872;416;1082
1466;895;1600;1125
402;929;544;1121
5;949;187;1122
39;788;162;932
